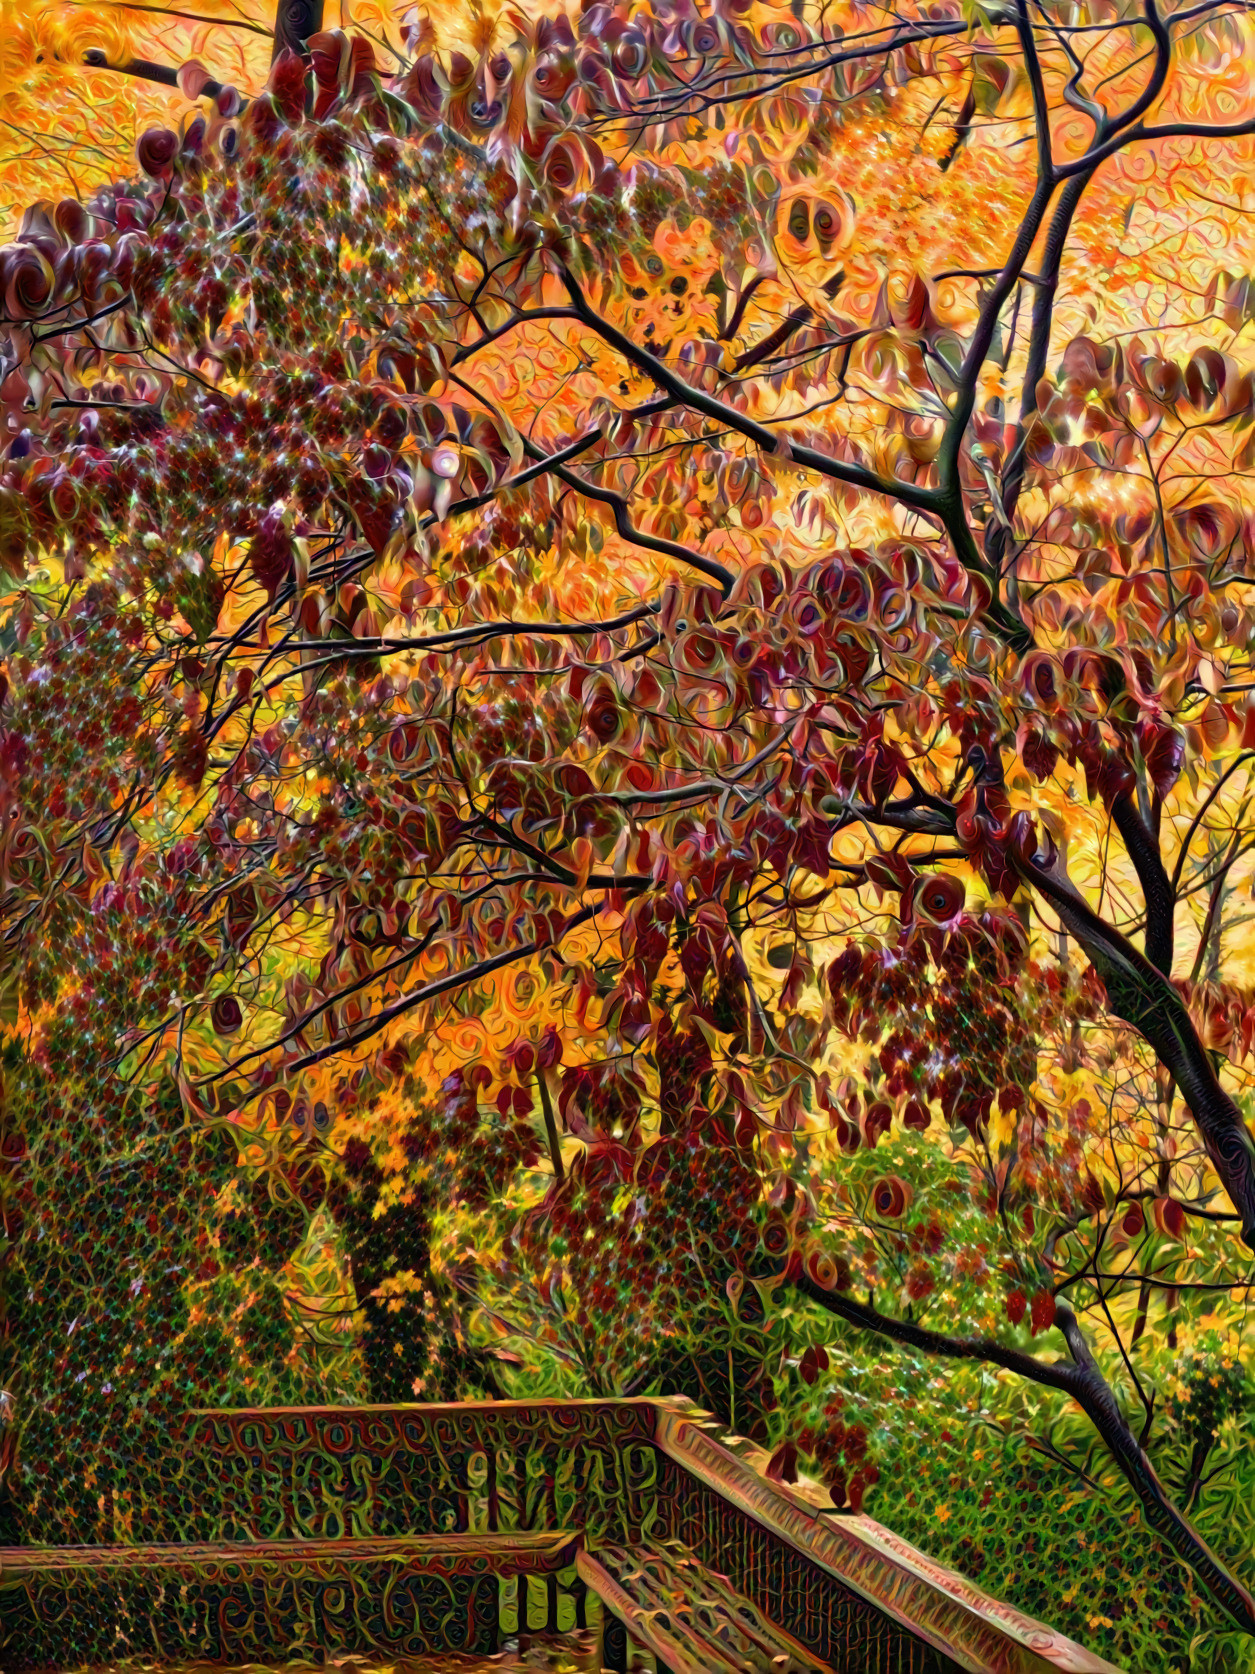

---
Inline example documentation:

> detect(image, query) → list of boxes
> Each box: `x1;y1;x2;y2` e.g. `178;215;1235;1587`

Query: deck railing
2;1397;1121;1673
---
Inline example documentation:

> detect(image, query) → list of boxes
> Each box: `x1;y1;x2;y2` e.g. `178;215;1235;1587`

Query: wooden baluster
570;1444;588;1632
456;1446;470;1534
602;1608;629;1673
515;1445;531;1645
545;1447;559;1632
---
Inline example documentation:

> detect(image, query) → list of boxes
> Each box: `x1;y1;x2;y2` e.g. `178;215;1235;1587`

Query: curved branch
1053;109;1255;180
1169;751;1255;895
76;3;271;34
548;459;734;596
1051;1301;1254;1633
272;604;660;658
789;1269;1255;1634
554;264;1032;649
987;167;1095;578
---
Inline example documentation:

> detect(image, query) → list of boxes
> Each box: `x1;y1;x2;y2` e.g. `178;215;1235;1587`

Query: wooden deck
3;1398;1124;1674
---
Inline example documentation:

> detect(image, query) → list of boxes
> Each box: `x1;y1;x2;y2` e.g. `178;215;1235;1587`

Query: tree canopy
2;0;1255;1665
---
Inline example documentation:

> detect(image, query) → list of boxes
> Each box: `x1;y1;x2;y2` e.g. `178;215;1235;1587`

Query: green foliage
770;1307;1255;1674
471;1111;778;1431
0;1045;343;1543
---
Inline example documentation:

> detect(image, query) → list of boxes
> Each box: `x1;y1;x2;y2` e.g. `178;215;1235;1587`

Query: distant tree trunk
327;1139;494;1403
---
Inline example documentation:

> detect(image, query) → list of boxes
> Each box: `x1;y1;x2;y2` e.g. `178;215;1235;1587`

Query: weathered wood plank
578;1539;833;1674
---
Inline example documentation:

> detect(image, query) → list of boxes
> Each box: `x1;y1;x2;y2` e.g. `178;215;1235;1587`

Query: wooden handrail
651;1405;1123;1674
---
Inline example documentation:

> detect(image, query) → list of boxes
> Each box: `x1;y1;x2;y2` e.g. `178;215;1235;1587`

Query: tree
2;0;1255;1649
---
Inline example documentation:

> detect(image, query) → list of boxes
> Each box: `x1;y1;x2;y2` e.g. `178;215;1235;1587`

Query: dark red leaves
795;818;832;877
535;1024;563;1069
1029;1291;1057;1335
348;33;380;101
911;872;965;927
856;741;902;809
1077;735;1137;812
173;721;209;790
1077;1173;1104;1218
244;94;287;148
761;1210;790;1257
826;945;863;1030
804;1247;849;1290
267;47;309;126
136;128;179;179
508;1039;536;1078
865;851;912;894
1136;720;1185;800
905;1262;934;1302
346;476;399;555
1021;729;1059;783
1020;652;1060;709
497;1083;533;1118
211;994;243;1035
308;29;351;118
312;122;350;172
1152;1197;1187;1239
955;782;1014;896
831;1112;861;1152
1005;1288;1027;1326
248;509;294;603
799;1345;829;1386
847;1463;879;1513
863;1102;892;1147
870;1174;911;1217
2;245;53;320
766;1439;799;1483
584;678;622;744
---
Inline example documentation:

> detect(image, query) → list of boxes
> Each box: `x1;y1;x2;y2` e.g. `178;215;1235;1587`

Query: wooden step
578;1540;833;1674
0;1530;581;1673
